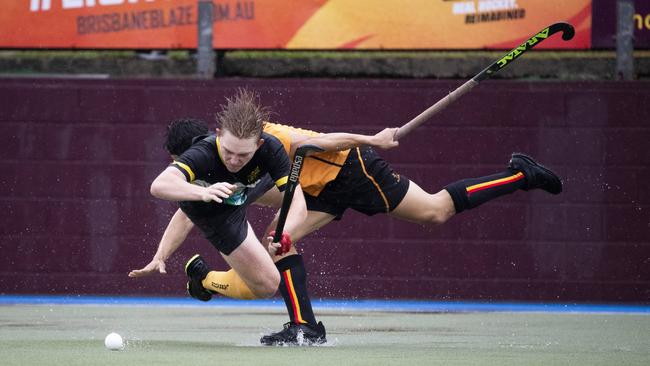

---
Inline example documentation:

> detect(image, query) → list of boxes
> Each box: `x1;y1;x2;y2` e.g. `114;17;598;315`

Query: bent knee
431;211;451;225
423;193;455;225
250;273;280;298
392;189;455;227
416;209;452;226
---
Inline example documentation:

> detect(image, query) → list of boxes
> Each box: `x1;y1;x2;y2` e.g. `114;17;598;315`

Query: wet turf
1;304;649;366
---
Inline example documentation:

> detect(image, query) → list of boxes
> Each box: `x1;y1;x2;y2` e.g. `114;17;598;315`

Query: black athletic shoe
509;153;562;194
184;254;212;302
260;322;327;346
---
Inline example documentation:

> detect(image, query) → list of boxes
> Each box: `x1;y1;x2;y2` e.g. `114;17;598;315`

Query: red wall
0;78;648;302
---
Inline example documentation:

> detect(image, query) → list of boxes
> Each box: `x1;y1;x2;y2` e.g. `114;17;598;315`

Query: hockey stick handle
272;144;324;242
395;79;478;141
394;22;574;141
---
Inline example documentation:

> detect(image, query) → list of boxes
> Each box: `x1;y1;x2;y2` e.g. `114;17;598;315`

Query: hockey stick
272;144;325;244
395;22;575;140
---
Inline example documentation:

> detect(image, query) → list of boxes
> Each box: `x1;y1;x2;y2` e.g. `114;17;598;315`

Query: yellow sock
201;269;257;300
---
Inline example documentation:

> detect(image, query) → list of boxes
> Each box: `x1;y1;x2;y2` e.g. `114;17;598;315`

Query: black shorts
179;175;275;255
305;146;410;219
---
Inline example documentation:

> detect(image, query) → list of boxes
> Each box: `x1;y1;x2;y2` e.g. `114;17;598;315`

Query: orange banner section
0;0;590;49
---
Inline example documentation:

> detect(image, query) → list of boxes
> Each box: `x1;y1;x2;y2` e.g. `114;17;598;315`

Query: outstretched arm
150;167;234;202
128;208;195;277
298;127;399;153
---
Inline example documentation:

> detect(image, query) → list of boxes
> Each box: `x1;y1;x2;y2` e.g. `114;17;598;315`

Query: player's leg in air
389;153;562;224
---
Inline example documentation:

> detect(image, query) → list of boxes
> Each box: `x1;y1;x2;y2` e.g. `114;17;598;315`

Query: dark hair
164;118;210;155
216;88;270;139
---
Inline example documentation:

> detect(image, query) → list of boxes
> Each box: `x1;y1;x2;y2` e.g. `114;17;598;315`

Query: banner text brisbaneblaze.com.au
76;6;193;35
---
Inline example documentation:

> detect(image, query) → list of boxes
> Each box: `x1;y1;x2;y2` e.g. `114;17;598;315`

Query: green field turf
1;304;649;366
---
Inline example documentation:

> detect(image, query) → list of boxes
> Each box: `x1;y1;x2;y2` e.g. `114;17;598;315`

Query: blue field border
1;295;649;314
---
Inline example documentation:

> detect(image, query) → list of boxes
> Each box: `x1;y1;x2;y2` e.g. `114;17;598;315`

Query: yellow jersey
263;122;350;196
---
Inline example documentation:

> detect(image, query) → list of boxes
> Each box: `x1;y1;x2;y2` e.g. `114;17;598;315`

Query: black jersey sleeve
170;139;215;182
261;133;290;192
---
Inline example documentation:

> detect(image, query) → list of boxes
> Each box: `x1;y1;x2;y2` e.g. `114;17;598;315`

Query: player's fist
372;127;399;150
199;182;234;203
268;231;292;256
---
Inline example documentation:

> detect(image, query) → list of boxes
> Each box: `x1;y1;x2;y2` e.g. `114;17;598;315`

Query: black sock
444;169;525;213
275;254;317;326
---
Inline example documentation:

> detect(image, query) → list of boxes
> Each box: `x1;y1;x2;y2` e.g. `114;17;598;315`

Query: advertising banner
0;0;591;49
592;0;650;49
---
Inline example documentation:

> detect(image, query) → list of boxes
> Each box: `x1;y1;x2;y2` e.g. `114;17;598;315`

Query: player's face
218;129;263;173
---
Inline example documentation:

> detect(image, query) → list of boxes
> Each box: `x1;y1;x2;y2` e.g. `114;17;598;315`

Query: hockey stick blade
395;22;574;141
272;144;325;243
476;22;575;82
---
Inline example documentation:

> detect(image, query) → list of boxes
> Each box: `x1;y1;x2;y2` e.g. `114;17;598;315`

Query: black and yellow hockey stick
395;22;575;140
271;144;324;252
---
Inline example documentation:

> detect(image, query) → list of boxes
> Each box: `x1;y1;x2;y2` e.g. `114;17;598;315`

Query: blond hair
216;88;270;139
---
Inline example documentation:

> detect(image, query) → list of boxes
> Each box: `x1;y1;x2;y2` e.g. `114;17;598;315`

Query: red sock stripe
282;270;304;324
466;172;524;196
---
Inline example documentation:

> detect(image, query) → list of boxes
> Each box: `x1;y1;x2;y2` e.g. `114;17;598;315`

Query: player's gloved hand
268;231;292;256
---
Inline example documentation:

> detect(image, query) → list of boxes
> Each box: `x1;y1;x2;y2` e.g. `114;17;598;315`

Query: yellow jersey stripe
275;176;288;187
215;136;226;165
173;161;195;182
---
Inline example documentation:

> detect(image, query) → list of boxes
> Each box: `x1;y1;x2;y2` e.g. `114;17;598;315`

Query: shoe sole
511;153;562;194
260;323;327;346
261;338;327;346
